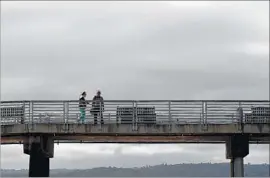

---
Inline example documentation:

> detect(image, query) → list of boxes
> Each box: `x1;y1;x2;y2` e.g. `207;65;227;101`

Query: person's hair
82;91;86;95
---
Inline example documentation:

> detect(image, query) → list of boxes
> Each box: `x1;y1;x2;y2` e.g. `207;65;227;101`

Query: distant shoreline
2;162;270;171
1;163;269;177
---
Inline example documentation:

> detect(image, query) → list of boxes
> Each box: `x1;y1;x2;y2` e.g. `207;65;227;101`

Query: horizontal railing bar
1;100;270;103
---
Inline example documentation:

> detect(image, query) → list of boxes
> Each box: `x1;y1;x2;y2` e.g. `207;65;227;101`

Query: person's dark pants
94;112;104;125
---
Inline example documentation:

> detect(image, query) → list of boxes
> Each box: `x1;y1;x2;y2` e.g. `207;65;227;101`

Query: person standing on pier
91;90;104;125
79;91;88;124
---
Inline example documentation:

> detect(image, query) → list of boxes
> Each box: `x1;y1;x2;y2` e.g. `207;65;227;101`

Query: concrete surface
1;123;270;136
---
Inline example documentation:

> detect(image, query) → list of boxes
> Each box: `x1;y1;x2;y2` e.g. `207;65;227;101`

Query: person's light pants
80;108;86;123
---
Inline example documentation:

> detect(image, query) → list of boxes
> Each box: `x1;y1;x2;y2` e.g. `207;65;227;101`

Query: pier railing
1;100;269;125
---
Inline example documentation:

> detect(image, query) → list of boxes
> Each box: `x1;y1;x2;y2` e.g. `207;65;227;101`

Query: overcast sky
1;1;269;169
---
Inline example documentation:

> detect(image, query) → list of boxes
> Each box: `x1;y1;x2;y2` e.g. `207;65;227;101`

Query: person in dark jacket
79;91;88;123
91;90;104;125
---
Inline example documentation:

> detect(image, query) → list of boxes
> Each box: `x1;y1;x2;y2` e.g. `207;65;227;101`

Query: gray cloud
0;1;269;169
1;144;269;169
1;1;268;101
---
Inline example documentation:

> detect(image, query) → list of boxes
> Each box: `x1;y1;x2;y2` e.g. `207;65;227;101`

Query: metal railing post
66;101;69;124
169;101;172;130
132;101;135;130
31;101;34;124
63;101;65;123
135;101;138;130
99;102;101;122
201;101;205;125
116;106;119;124
201;101;208;131
22;101;26;124
238;101;244;131
28;101;30;124
239;101;242;123
205;101;208;124
99;102;102;129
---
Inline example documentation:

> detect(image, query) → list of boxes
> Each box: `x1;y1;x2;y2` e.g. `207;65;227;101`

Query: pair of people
79;90;104;124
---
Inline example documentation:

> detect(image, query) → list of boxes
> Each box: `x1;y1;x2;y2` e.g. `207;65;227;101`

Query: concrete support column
230;157;244;177
226;134;249;177
230;158;234;177
23;135;54;177
29;142;50;177
234;157;244;177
